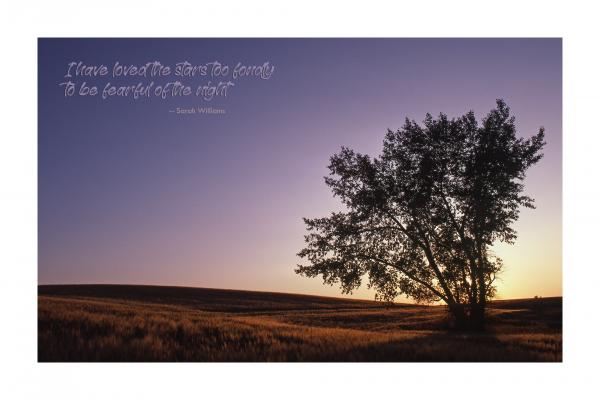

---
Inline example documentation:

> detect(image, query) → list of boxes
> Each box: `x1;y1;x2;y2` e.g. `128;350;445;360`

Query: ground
38;284;562;362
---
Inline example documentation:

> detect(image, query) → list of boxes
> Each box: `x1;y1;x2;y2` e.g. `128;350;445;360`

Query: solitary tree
296;100;545;330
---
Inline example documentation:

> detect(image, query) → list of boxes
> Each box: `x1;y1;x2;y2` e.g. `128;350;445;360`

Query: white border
1;1;599;399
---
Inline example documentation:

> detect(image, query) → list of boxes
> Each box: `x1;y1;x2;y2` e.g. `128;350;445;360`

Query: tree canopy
296;100;545;329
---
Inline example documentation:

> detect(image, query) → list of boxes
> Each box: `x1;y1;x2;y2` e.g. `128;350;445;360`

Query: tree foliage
296;100;545;329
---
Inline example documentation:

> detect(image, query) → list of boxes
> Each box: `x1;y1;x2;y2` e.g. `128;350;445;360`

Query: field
38;285;562;362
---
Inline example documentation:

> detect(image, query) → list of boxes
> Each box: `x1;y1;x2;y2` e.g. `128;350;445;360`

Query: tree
296;100;545;330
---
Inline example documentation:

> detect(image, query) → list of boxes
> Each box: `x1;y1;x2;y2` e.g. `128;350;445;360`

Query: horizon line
37;282;563;304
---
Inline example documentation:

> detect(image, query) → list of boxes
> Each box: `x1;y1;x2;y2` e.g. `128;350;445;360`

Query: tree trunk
449;303;486;332
469;303;485;332
449;304;468;330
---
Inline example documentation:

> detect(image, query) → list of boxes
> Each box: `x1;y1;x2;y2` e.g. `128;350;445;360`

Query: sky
38;38;562;300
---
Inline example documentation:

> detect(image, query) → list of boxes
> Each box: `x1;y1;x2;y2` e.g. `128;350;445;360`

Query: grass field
38;284;562;362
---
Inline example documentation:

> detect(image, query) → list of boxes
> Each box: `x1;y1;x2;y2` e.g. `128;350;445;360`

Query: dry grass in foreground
38;285;562;362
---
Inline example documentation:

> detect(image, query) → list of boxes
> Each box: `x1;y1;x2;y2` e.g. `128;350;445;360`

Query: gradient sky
38;38;561;300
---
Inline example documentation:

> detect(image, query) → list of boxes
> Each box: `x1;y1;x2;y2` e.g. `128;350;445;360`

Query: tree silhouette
296;100;545;330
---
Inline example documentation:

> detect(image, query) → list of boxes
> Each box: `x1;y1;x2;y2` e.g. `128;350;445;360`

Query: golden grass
38;285;562;362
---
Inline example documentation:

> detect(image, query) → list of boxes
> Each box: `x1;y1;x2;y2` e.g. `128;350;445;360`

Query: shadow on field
340;332;549;362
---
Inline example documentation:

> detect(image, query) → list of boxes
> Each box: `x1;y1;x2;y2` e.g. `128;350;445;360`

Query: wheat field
38;285;562;362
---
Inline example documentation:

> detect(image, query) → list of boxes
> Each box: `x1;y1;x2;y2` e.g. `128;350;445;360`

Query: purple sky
38;38;561;300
